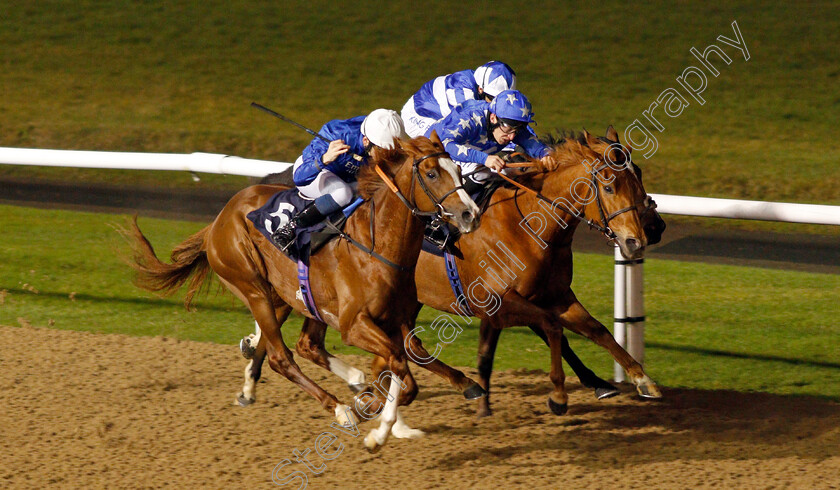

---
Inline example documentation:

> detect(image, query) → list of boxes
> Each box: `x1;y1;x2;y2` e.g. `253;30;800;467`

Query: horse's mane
535;130;622;172
356;136;444;200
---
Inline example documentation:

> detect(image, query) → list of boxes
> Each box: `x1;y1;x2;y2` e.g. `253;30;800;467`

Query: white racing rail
2;147;839;382
612;194;840;382
0;147;291;177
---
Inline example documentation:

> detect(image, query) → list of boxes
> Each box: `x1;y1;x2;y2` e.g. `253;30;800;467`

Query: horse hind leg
528;325;620;400
237;305;292;406
476;318;502;418
220;274;353;424
237;331;266;406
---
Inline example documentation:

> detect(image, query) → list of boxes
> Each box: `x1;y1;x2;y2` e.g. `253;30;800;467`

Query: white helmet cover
360;109;408;149
473;61;517;98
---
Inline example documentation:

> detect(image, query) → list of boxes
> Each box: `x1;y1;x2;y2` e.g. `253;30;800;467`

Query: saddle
246;188;362;264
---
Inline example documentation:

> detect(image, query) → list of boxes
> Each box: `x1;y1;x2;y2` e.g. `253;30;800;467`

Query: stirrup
424;223;459;251
271;223;297;251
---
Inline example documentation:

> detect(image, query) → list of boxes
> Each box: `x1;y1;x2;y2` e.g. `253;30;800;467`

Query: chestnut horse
124;134;479;451
241;126;663;418
405;127;664;416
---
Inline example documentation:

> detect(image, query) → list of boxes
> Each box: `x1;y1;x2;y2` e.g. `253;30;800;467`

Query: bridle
507;157;648;242
376;150;465;228
334;148;465;271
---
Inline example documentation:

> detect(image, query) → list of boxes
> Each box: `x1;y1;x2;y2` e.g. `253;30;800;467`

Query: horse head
538;127;650;259
363;132;480;234
602;125;666;246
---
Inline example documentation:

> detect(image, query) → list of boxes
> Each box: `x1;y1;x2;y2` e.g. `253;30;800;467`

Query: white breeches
401;96;439;138
293;156;357;206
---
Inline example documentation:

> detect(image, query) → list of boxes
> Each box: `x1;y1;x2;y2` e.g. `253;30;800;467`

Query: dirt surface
2;324;839;489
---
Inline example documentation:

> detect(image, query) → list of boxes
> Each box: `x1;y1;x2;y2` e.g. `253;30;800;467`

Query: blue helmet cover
489;89;535;124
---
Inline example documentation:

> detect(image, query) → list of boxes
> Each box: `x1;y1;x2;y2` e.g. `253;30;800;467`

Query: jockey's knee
313;194;345;215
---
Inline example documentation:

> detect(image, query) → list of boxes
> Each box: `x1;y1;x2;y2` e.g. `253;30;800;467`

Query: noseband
378;150;464;228
521;160;647;242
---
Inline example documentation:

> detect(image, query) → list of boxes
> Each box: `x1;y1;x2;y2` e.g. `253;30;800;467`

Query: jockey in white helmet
401;61;516;138
271;109;407;249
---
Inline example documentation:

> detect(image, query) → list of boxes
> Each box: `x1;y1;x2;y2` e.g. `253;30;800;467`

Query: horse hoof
348;383;368;395
594;385;621;400
239;338;255;360
363;434;384;453
462;383;487;400
637;383;663;399
547;398;568;416
476;407;493;419
236;393;255;407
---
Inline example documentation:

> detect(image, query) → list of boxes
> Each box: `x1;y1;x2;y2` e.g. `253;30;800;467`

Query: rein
501;160;645;240
331;150;461;271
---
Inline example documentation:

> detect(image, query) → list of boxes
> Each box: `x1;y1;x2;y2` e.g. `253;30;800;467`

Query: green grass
1;1;839;206
2;204;838;399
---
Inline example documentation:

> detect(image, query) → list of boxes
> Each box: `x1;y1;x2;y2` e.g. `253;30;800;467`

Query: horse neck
349;165;426;271
507;164;587;246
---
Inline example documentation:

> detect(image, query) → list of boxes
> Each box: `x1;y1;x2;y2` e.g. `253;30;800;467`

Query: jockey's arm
514;129;551;162
444;70;479;108
322;140;350;164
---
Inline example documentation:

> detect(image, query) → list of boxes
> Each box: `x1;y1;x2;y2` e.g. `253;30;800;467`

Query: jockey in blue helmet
424;89;550;193
271;109;407;249
401;61;516;138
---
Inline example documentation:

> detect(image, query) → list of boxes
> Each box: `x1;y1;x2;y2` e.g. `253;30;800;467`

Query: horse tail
124;216;212;309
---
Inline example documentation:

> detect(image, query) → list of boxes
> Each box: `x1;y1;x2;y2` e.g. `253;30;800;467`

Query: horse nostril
625;237;641;253
462;210;474;223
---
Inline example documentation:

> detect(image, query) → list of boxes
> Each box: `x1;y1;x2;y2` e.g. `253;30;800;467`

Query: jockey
424;89;550;194
401;61;516;138
271;109;408;249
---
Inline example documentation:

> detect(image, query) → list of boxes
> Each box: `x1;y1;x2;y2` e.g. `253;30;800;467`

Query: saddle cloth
246;188;363;264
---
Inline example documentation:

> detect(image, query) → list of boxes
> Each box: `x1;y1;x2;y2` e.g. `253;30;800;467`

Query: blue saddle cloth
246;188;363;265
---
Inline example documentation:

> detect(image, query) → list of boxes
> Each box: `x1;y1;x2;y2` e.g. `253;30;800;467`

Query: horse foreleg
552;298;661;399
476;319;501;418
295;318;367;391
482;290;572;414
369;354;425;440
341;316;412;451
401;322;485;400
527;325;620;400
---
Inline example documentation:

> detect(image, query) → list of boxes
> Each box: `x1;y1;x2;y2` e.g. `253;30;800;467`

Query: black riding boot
271;203;328;250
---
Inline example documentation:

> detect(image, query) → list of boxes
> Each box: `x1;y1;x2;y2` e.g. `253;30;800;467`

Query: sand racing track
1;324;839;489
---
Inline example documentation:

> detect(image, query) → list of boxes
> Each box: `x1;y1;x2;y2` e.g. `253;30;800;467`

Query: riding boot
462;177;485;197
271;203;328;250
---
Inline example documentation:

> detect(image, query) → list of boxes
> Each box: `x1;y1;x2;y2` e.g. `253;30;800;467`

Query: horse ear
582;129;599;147
606;125;619;143
429;130;442;146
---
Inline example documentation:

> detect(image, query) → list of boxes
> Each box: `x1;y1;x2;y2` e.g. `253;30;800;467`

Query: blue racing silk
424;100;549;165
409;69;478;121
293;116;368;185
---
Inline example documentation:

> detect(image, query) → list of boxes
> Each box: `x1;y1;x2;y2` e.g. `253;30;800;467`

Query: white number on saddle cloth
264;203;296;234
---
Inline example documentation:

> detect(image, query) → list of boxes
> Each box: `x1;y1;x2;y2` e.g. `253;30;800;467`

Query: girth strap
444;252;473;316
297;260;325;322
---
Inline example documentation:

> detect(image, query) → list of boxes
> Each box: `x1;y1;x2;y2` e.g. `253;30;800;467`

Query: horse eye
604;185;614;194
426;171;437;179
